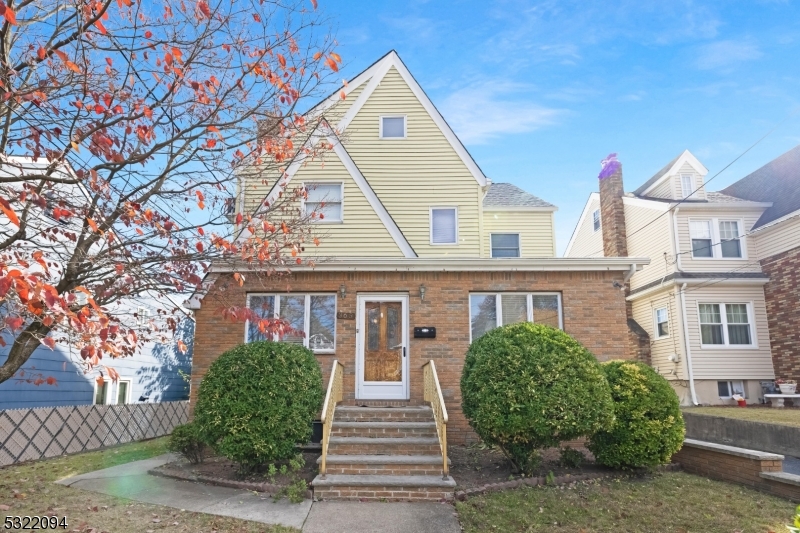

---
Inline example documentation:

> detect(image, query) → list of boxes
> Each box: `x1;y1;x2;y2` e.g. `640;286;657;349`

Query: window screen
491;234;520;257
719;220;742;258
690;220;713;258
381;116;405;138
431;208;457;244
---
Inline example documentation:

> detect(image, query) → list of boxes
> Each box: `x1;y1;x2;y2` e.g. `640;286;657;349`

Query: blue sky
322;0;800;254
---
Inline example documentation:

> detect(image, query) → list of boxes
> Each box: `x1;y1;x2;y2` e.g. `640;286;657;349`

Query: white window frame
302;181;344;224
592;209;600;232
379;115;407;139
429;206;458;246
717;380;746;399
468;292;563;342
244;293;337;353
687;217;747;260
114;378;132;405
653;307;670;339
136;307;150;327
696;301;757;349
681;174;694;198
93;379;110;405
489;233;521;258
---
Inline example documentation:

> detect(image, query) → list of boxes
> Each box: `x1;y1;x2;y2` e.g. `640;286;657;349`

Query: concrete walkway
56;454;461;532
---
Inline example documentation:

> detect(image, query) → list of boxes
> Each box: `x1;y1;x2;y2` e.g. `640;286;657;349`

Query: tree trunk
0;321;52;384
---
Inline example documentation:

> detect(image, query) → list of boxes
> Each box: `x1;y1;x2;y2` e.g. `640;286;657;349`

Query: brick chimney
598;153;628;257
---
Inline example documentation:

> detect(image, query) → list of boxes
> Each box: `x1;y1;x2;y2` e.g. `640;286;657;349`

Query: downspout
623;263;637;284
671;207;682;271
678;282;699;405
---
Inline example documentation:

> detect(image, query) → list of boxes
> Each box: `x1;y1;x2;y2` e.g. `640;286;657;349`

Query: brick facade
191;269;633;445
761;245;800;382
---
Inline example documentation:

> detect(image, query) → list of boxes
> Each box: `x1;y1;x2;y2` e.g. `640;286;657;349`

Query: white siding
565;195;603;257
483;210;555;257
752;214;800;259
625;201;675;291
676;208;764;272
649;179;674;199
670;162;706;200
683;284;774;380
631;288;686;380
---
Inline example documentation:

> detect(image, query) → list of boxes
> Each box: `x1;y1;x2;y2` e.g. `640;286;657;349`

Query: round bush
588;361;685;469
460;323;614;473
194;341;323;470
167;422;206;464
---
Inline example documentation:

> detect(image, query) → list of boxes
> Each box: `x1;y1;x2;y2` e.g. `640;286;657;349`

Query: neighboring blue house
0;310;194;410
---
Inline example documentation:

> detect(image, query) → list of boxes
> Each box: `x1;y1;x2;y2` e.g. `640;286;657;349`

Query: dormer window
681;174;694;198
380;116;406;139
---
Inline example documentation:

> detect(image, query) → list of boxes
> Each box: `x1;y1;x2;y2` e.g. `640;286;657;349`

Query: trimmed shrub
194;341;323;472
588;360;685;469
460;322;614;473
167;422;206;464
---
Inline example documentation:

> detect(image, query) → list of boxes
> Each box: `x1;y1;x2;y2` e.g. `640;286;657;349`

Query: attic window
592;209;600;232
304;182;343;223
681;175;694;198
380;116;406;139
430;207;457;245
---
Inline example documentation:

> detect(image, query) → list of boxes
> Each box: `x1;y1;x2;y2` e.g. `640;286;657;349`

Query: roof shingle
483;182;555;208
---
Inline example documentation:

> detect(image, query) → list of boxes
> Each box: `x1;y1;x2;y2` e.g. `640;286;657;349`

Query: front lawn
456;471;794;533
0;438;297;533
685;406;800;428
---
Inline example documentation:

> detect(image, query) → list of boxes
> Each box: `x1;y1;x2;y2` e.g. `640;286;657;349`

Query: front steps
312;406;455;501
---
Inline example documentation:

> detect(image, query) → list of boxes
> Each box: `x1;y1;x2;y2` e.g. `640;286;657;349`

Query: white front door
356;294;409;400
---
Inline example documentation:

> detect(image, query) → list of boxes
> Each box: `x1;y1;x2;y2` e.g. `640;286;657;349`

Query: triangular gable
563;192;599;257
248;121;417;258
635;150;709;196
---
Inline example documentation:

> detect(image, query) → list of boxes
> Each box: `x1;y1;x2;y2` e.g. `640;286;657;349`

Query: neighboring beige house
566;150;776;406
190;51;646;500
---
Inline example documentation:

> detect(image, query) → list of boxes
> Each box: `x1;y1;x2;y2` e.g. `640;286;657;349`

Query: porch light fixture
339;284;346;299
419;284;426;301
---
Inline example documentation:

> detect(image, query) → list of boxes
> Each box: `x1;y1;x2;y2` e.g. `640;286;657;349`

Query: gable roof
632;150;708;196
721;144;800;228
483;182;556;209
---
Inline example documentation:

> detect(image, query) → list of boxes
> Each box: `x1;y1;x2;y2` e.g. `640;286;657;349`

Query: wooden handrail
422;360;449;479
320;359;343;479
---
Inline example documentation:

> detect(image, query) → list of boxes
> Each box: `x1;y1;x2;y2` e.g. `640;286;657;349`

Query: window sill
430;242;459;246
699;344;759;350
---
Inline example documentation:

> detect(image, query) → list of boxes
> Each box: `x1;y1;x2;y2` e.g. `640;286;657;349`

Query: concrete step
334;406;434;423
327;436;441;456
312;474;456;501
317;454;449;476
331;421;438;439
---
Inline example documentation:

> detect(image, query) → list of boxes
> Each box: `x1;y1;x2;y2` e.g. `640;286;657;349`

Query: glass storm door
356;295;409;400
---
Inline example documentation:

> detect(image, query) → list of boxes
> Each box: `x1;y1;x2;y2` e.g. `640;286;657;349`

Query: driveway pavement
56;454;462;532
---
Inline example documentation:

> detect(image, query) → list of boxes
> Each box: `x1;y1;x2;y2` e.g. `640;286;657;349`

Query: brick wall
761;246;800;382
191;269;633;445
598;165;628;258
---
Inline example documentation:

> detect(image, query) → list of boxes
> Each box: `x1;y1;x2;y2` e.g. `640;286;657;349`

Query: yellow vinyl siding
677;208;763;272
289;156;404;257
565;196;603;257
631;288;686;380
683;284;774;380
671;162;706;200
752;214;800;258
343;67;482;256
482;211;555;257
625;201;674;291
649;179;673;199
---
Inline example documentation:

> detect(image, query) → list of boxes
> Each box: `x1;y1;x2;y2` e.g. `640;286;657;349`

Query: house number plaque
337;311;355;320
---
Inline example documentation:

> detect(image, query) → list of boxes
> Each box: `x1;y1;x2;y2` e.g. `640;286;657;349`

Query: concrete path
56;454;462;532
56;454;312;529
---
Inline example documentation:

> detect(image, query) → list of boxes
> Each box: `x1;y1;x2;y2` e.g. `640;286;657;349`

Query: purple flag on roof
599;153;621;180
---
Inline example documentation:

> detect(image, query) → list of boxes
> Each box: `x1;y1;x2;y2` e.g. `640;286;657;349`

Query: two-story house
566;150;776;406
189;51;647;499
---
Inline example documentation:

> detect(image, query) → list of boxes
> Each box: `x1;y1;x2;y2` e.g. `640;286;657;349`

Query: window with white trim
430;207;457;245
246;294;336;352
94;380;109;405
698;303;753;346
654;307;669;338
469;293;562;341
490;234;520;258
380;116;406;138
689;220;713;258
136;307;150;327
592;209;600;232
116;379;131;404
681;174;694;198
304;182;343;223
718;380;745;398
718;220;742;258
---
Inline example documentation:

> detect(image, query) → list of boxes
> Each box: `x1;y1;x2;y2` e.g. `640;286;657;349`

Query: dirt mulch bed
449;444;613;490
150;451;320;497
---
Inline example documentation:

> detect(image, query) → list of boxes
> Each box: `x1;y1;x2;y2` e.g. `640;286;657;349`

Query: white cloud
694;40;763;71
439;81;562;144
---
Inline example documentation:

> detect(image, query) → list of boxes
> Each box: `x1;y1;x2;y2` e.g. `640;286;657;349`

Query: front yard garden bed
150;452;319;500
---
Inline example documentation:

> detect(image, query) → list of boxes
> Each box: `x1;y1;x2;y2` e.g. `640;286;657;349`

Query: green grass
685;406;800;428
0;438;297;533
455;471;795;533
